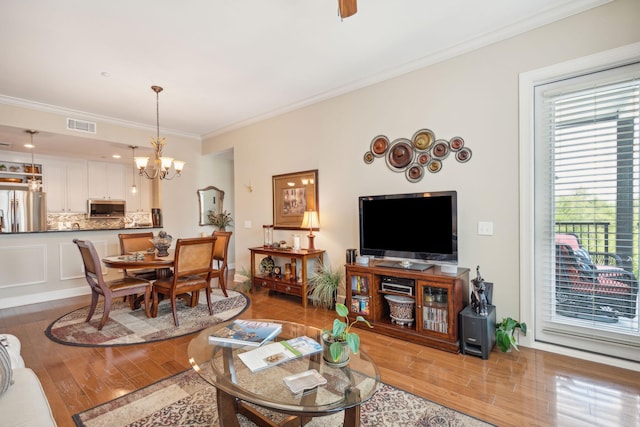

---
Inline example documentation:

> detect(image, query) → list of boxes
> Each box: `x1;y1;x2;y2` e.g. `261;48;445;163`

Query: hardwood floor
2;285;639;427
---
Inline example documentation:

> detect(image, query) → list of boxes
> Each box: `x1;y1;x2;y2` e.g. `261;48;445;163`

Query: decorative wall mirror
197;186;225;226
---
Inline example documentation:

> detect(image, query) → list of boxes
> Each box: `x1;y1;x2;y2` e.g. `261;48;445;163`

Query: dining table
101;250;197;310
102;250;175;279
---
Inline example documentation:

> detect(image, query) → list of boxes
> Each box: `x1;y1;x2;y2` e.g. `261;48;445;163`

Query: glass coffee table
188;319;380;427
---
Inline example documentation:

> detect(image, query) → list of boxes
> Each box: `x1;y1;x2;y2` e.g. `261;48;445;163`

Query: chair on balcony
151;236;217;327
555;233;638;321
74;238;152;330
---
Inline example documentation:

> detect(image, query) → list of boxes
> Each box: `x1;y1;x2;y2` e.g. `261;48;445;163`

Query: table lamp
300;210;319;250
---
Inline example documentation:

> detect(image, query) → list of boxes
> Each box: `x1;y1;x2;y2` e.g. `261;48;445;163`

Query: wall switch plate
244;220;252;229
478;221;494;236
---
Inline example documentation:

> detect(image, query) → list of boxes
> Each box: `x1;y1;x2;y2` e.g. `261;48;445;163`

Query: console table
249;247;325;307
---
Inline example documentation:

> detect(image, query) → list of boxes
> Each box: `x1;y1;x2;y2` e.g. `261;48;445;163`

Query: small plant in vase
208;210;233;230
322;303;372;367
496;317;527;352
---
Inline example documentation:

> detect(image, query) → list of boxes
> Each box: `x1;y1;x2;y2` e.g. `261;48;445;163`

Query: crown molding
0;94;200;141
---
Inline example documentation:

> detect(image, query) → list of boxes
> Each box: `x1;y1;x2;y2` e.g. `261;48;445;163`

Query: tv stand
346;261;469;353
376;260;432;271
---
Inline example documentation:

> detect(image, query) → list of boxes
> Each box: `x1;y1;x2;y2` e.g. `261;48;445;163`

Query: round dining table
102;250;204;309
102;251;175;278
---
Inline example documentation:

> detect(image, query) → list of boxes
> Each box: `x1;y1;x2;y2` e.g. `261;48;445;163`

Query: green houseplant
208;210;233;230
496;317;527;352
322;303;372;366
307;262;342;309
234;266;253;293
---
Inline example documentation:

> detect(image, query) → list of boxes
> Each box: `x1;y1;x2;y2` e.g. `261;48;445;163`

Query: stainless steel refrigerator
0;189;47;232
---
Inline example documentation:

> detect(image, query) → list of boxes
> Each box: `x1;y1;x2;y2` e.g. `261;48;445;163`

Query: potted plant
233;266;253;293
208;210;233;230
307;262;342;309
496;317;527;352
322;303;372;367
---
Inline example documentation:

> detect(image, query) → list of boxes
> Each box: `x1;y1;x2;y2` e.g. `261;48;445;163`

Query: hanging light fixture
129;145;138;194
134;86;185;180
25;130;40;191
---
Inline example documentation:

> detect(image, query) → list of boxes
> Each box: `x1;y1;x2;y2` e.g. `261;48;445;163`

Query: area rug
46;289;249;347
73;369;492;427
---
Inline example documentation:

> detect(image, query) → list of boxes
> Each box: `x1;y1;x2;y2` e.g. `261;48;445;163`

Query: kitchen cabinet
43;159;87;212
0;159;43;190
88;161;126;200
345;262;469;353
124;168;152;212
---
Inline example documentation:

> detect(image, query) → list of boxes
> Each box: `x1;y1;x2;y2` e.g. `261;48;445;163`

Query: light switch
244;220;252;229
478;221;494;236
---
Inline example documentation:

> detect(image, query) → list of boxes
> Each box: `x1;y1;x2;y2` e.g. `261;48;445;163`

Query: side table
459;304;496;359
249;247;325;307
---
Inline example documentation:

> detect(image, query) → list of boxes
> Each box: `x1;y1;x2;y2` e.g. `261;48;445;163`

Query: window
531;60;640;361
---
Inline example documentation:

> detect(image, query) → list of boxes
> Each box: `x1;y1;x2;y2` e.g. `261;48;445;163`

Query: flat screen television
358;191;458;271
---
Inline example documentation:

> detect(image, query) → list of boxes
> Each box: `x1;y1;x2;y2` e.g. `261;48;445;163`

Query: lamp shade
301;211;319;230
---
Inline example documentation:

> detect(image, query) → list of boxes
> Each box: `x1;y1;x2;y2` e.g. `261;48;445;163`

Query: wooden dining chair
73;238;152;331
151;236;217;326
118;232;157;280
211;230;232;297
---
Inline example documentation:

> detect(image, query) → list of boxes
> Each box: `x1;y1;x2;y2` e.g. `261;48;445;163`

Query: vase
321;334;350;368
150;231;172;257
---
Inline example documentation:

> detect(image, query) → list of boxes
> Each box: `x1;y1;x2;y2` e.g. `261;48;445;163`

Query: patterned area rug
73;369;492;427
45;289;249;347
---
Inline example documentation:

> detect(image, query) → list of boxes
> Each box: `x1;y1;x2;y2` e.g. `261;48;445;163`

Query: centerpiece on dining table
150;231;172;257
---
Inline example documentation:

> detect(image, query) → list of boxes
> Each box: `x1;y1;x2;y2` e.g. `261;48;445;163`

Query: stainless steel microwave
87;200;126;218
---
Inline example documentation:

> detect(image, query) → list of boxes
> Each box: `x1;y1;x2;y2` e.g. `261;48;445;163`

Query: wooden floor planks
1;285;639;427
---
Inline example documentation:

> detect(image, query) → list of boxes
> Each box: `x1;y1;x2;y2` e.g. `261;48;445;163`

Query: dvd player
381;276;415;296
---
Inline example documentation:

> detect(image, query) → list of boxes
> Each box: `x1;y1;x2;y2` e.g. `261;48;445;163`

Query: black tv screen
359;191;458;265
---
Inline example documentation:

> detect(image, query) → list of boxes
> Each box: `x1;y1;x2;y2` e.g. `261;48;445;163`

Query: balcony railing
555;221;611;255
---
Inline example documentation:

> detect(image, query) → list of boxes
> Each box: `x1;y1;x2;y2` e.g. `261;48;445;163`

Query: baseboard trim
0;287;90;309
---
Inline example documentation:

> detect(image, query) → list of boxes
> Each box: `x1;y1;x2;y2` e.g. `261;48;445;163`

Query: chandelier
134;86;185;180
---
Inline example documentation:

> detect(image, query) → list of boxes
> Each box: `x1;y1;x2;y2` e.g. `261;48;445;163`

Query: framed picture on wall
272;169;319;230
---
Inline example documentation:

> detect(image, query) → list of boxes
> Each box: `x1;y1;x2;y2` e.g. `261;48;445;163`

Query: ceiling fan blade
338;0;357;18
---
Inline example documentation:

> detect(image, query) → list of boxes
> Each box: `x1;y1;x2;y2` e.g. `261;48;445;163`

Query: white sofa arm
0;334;57;426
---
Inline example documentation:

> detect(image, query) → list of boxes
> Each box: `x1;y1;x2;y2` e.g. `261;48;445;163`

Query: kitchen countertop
0;226;162;235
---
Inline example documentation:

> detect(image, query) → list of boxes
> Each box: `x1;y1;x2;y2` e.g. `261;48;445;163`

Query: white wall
202;0;640;321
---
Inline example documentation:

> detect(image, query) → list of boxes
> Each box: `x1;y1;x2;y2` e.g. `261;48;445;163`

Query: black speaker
460;305;496;360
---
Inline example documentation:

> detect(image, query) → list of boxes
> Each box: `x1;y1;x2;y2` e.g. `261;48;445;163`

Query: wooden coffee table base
216;386;361;427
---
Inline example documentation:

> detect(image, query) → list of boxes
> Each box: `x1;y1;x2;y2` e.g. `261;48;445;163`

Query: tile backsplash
47;211;153;230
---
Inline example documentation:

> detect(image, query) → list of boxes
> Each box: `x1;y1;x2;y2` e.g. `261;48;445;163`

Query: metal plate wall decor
370;135;390;157
412;129;435;151
385;138;413;172
363;128;472;182
406;163;424;183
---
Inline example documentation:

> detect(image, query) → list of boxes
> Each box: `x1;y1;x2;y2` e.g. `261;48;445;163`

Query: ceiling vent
67;118;96;134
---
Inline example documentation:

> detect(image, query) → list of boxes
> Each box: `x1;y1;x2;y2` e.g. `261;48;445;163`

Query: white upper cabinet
88;162;126;200
43;159;88;212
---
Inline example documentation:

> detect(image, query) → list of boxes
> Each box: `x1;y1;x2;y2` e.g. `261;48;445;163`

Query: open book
238;336;322;372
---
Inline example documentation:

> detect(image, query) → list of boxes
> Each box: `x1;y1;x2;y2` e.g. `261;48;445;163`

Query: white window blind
534;62;640;361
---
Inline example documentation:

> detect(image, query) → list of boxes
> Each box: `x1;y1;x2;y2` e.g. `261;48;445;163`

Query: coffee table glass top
188;319;380;414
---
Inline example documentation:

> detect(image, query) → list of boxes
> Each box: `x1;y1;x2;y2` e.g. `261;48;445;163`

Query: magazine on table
238;335;323;372
208;320;282;347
